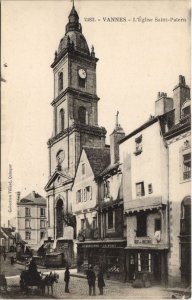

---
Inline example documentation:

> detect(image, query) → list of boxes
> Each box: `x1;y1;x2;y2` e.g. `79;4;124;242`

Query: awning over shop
125;196;167;214
125;244;169;250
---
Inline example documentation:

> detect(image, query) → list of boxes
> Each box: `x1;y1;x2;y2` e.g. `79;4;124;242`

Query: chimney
173;75;190;124
155;92;173;116
32;191;36;198
110;112;125;164
16;191;21;202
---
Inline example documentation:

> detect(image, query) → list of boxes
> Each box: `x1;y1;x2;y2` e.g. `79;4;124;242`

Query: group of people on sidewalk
64;265;105;296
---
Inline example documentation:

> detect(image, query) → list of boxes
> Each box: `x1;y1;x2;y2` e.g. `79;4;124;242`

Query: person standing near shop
98;267;105;295
3;252;6;261
64;266;70;293
87;265;96;296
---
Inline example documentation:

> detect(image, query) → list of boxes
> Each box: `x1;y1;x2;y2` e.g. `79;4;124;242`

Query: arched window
59;109;65;132
180;197;191;235
78;106;86;124
58;72;63;92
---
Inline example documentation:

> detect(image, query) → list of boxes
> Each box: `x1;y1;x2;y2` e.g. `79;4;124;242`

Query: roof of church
18;191;46;206
84;147;111;177
57;4;90;56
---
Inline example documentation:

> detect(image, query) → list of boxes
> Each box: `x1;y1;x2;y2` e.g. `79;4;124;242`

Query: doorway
56;199;64;238
153;252;161;282
129;253;135;280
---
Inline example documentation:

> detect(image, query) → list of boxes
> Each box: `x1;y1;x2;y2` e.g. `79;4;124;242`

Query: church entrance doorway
56;199;64;238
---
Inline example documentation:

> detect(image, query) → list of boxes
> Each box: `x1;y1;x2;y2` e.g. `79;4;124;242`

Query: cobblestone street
1;269;175;299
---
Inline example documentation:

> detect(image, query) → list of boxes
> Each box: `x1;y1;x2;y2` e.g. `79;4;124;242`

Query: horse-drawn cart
20;270;42;291
20;270;59;295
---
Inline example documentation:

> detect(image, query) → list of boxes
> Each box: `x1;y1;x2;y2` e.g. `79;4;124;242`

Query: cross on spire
116;111;119;127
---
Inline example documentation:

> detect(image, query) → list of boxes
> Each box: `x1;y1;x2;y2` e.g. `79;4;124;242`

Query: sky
1;0;190;226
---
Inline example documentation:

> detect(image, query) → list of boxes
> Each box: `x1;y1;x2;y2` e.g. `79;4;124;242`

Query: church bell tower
47;4;106;177
45;4;106;241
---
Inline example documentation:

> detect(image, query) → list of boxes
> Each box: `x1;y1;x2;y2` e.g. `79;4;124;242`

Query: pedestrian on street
64;266;70;293
11;256;14;265
3;253;6;261
86;265;96;296
97;267;105;295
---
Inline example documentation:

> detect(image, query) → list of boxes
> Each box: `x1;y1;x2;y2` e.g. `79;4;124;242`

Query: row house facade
164;76;191;287
0;226;16;253
119;75;191;287
72;121;127;281
119;116;169;285
17;191;47;250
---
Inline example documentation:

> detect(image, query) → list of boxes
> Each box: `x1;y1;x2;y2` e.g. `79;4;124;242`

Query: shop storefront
77;240;126;281
125;248;168;285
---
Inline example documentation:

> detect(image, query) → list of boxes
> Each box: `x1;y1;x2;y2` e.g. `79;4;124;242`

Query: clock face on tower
56;150;65;165
78;68;87;79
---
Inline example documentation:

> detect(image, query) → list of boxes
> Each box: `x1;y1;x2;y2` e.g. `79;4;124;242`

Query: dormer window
134;135;142;155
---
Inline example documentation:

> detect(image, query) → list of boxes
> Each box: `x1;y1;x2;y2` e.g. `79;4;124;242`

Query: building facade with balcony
119;115;169;285
164;76;191;287
17;191;47;250
72;120;128;281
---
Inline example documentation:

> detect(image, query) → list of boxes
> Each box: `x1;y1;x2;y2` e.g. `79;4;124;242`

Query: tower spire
66;0;82;33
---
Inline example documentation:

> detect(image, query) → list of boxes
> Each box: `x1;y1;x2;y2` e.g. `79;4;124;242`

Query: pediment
45;170;73;191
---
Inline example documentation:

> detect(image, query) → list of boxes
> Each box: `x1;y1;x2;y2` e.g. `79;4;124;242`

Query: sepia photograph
1;0;191;298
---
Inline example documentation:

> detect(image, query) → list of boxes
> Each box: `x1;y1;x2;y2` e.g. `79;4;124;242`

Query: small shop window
107;255;120;273
138;253;151;272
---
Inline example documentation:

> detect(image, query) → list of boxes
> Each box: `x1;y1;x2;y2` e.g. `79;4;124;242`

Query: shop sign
80;243;124;248
135;237;152;244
